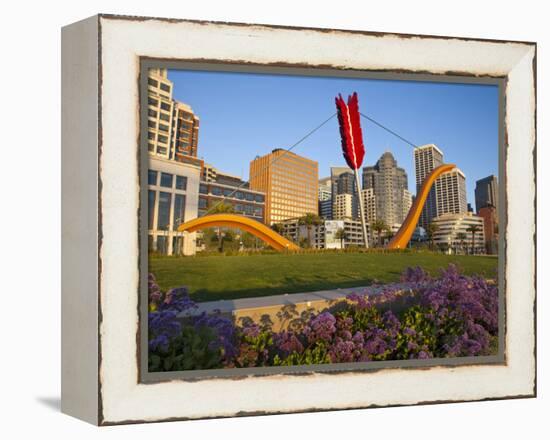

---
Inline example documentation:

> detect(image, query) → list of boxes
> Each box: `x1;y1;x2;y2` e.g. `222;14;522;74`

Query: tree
466;224;482;255
334;228;347;248
456;232;467;254
208;201;235;214
426;222;439;251
371;219;388;247
384;227;394;245
271;223;284;235
207;202;235;252
298;213;322;248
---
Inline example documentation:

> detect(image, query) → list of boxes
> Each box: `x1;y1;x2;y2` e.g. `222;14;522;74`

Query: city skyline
168;69;499;206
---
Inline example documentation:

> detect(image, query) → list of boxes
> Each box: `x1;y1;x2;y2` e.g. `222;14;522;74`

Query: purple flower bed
148;264;498;372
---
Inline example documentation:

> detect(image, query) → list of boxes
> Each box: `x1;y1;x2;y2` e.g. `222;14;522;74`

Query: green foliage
394;306;437;359
149;325;223;372
272;342;331;366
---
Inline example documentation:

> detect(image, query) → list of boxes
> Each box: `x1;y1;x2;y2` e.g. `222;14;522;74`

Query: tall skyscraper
435;168;468;216
318;177;332;219
414;144;443;228
402;189;413;221
249;149;318;224
361;188;377;223
333;193;354;219
362;151;409;227
475;175;498;213
147;68;200;165
330;167;359;219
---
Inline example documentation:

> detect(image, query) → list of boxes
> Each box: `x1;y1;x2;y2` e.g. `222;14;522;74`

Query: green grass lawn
149;252;498;302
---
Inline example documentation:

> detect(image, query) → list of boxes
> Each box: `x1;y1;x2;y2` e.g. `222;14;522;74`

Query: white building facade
431;212;486;254
148;156;201;256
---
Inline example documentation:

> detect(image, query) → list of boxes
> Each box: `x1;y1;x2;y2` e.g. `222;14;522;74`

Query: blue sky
168;69;499;206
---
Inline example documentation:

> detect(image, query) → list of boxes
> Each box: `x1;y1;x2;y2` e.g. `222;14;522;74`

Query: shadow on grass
191;276;377;302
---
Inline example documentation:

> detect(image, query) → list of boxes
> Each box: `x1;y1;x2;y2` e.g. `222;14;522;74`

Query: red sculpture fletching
335;92;365;170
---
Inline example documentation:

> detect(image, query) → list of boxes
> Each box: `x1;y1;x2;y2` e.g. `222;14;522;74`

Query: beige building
435;168;468;216
402;189;413;221
249;149;318;224
414;144;444;228
360;188;377;223
333;193;354;219
280;218;369;249
431;212;485;254
147;68;200;164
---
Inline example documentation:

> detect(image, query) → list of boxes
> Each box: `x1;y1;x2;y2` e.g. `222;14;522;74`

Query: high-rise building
249;149;318;225
333;193;354;219
475;175;498;214
330;167;358;219
414;144;443;228
478;205;498;254
147;68;200;165
360;188;377;223
403;189;413;221
435;168;468;216
362;151;409;227
172;102;200;160
318;177;332;219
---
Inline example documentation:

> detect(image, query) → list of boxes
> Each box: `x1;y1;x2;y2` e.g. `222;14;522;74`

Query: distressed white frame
62;14;536;425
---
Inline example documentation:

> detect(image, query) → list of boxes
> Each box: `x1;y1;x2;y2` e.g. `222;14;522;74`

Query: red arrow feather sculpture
335;92;369;248
335;92;365;170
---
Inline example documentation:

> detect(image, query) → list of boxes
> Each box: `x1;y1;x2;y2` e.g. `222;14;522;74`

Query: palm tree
298;213;322;248
334;228;347;249
371;219;388;247
384;227;394;246
426;222;439;251
456;232;467;254
466;224;482;255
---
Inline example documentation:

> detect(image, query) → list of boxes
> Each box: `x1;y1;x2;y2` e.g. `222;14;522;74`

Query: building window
148;97;158;106
173;194;186;230
245;193;254;201
235;191;244;200
148;78;158;87
158;135;168;144
199;184;208;194
159;123;169;133
212;186;223;196
157;192;172;230
148;170;158;185
156;236;168;255
148;143;154;152
160;83;171;93
148;131;155;140
148;190;156;229
223;188;233;197
160;102;171;111
148;109;157;118
160;173;173;188
175;175;187;190
198;197;207;209
255;194;264;203
148;120;156;129
160;112;170;122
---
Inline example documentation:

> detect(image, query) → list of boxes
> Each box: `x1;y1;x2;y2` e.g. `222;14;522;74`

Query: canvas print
144;67;501;374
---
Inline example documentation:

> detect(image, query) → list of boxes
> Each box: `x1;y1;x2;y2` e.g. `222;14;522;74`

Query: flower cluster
148;264;499;371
